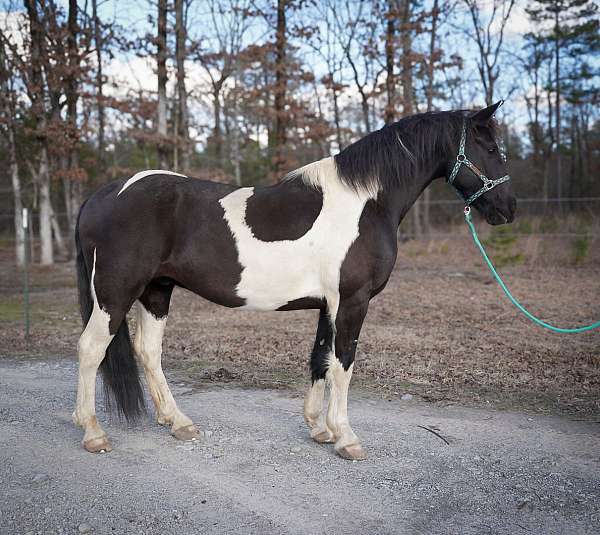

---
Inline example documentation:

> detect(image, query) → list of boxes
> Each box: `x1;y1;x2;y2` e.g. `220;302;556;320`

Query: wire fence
0;198;598;244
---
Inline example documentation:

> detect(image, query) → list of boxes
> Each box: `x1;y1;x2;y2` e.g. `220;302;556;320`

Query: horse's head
447;101;517;225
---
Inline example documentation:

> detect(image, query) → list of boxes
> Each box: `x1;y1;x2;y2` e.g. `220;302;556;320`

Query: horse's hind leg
73;303;114;453
304;309;335;443
134;283;201;441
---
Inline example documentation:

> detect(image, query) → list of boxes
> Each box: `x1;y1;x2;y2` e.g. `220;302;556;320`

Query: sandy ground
1;358;599;535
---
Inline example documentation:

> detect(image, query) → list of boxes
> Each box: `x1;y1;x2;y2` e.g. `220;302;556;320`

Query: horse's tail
75;201;145;421
75;200;93;326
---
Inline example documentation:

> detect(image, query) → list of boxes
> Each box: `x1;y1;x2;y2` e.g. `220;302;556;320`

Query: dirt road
1;358;598;534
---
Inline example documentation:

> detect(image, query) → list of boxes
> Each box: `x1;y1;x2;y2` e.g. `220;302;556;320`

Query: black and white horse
74;102;516;460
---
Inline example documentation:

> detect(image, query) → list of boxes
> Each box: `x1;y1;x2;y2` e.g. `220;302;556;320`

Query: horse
73;101;516;460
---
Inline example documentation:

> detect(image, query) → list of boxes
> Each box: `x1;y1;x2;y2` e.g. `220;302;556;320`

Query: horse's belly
236;249;325;310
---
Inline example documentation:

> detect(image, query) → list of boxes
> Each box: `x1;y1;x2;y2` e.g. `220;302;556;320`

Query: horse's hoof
312;430;335;444
172;424;201;441
336;444;367;461
83;436;112;454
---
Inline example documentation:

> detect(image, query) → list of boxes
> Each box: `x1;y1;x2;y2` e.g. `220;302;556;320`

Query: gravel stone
0;358;598;535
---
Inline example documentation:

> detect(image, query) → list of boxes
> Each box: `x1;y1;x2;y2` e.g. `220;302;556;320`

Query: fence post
22;207;30;344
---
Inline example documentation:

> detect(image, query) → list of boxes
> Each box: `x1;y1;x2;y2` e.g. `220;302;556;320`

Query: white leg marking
326;355;362;453
117;169;186;196
304;379;334;442
73;248;114;452
219;157;372;310
133;302;197;437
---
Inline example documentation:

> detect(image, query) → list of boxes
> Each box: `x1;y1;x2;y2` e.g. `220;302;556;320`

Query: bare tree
273;0;288;174
64;0;84;244
384;0;397;124
463;0;516;104
175;0;191;171
332;0;382;134
309;0;347;149
157;0;169;167
0;37;25;265
92;0;106;165
423;0;441;234
193;0;252;166
399;0;415;115
23;0;54;264
519;36;550;203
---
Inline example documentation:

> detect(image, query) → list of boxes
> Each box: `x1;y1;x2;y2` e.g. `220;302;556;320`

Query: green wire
465;209;600;334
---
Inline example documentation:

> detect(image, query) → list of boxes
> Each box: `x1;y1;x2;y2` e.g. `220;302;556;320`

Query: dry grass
1;230;599;416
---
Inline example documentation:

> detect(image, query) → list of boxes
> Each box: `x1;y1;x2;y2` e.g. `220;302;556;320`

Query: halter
447;120;510;206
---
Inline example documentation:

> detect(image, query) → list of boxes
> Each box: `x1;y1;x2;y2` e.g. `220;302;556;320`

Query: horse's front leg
326;294;369;460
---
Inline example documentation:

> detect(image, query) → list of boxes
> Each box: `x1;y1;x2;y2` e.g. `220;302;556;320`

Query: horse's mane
332;110;500;195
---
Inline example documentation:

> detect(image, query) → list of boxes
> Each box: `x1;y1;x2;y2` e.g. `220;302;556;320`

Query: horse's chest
219;187;367;310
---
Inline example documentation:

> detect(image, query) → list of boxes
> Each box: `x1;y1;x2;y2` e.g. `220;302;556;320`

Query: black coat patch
78;176;246;312
245;179;323;241
310;309;334;382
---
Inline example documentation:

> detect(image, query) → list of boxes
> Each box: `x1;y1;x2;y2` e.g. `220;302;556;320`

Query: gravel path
1;358;599;535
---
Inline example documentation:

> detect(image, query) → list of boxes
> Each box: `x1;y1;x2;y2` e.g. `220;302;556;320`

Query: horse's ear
470;100;504;124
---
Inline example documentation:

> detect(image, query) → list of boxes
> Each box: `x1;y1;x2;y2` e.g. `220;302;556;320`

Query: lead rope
464;206;600;334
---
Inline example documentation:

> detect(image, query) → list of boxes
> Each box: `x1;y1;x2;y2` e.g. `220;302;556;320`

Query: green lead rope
464;207;600;334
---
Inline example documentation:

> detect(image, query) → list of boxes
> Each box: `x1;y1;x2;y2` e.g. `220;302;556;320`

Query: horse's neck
381;160;445;228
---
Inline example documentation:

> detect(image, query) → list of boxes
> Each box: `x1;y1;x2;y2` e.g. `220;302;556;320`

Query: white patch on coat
117;169;187;196
219;157;372;311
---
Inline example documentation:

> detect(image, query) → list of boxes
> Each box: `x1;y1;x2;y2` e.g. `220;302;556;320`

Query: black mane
334;110;499;194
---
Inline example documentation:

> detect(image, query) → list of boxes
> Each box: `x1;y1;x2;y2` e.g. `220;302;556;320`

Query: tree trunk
24;0;53;264
273;0;288;176
331;83;343;151
544;75;553;209
157;0;169;168
213;85;223;165
400;0;414;116
175;0;190;172
400;0;420;236
8;110;25;265
38;152;54;265
11;158;25;266
0;39;25;265
231;122;242;186
384;0;396;125
231;75;242;186
423;0;439;236
49;201;67;256
554;8;562;206
65;0;80;252
92;0;105;164
425;0;438;112
531;47;545;204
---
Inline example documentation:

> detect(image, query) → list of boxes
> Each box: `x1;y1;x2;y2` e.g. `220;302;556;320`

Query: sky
1;0;560;147
91;0;535;129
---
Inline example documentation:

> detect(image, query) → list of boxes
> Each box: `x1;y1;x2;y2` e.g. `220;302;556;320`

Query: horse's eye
488;147;497;153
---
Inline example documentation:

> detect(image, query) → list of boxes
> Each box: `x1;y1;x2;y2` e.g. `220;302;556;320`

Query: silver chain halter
447;120;510;206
